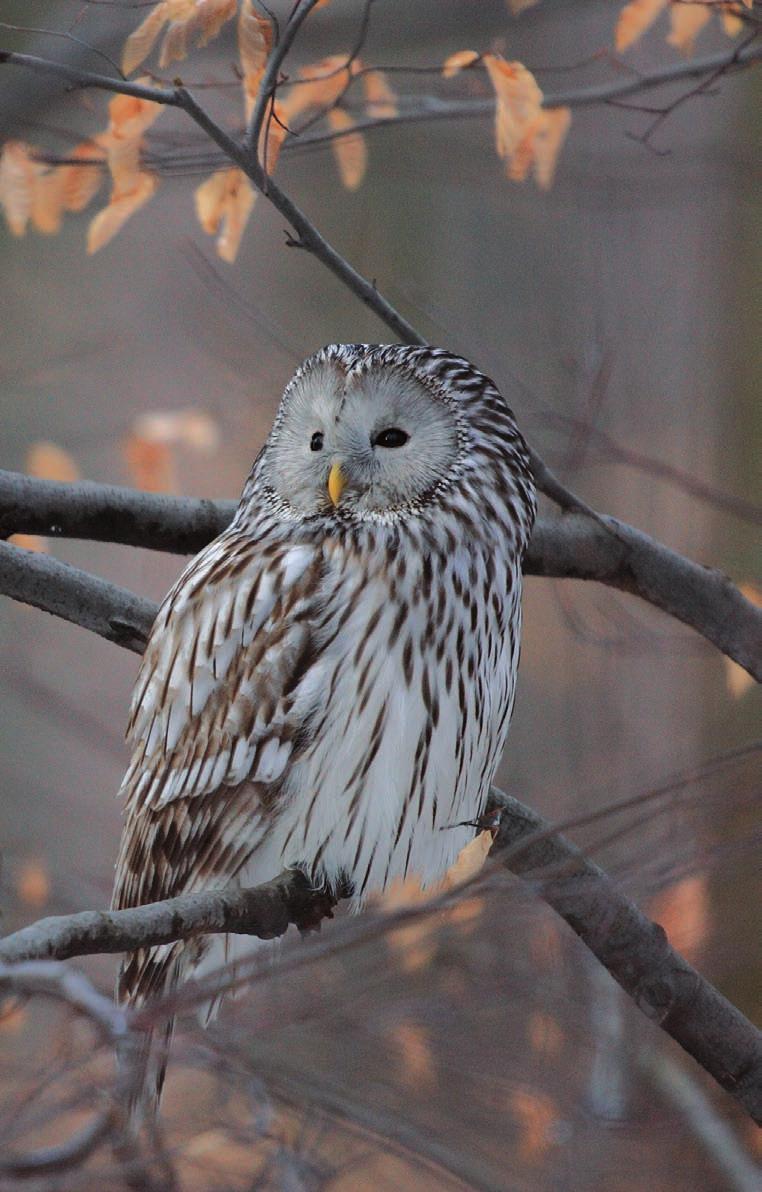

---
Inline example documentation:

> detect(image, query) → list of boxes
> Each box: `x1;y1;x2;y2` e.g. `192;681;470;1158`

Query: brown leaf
157;0;237;69
122;0;169;75
30;166;65;234
0;141;36;236
58;142;105;213
362;68;398;118
667;2;712;54
87;171;158;253
507;0;541;12
280;54;355;125
720;5;744;37
327;109;367;191
239;0;273;119
387;1022;436;1090
615;0;668;52
532;106;571;189
649;874;710;963
26;440;80;483
8;533;48;553
17;859;50;907
123;433;177;493
442;49;480;78
194;166;256;262
484;55;544;180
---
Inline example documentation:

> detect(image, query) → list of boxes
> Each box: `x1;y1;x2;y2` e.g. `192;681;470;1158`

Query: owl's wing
113;528;335;922
120;528;327;815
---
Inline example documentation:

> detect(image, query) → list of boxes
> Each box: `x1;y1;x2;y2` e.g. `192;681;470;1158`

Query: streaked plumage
112;343;536;1098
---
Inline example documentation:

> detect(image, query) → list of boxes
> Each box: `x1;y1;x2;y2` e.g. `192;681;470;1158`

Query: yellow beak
328;461;346;507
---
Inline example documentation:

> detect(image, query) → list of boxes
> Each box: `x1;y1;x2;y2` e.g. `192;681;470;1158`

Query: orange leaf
507;0;541;12
388;1022;436;1090
442;49;480;78
58;142;105;212
510;1088;558;1163
720;6;744;37
280;54;355;125
724;582;762;698
615;0;668;52
30;167;65;234
26;440;80;483
532;107;571;189
362;68;398;118
123;433;177;493
87;172;158;253
194;166;256;262
157;0;237;69
327;109;367;191
122;0;169;75
649;874;710;963
483;55;544;180
667;2;712;54
239;0;273;118
17;859;50;907
8;533;48;553
0;141;36;235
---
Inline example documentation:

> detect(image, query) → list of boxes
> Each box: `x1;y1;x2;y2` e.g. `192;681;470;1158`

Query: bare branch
2;790;760;1124
0;540;154;653
243;0;319;160
292;41;762;151
0;959;128;1041
1;1111;113;1179
0;870;343;965
1;472;759;677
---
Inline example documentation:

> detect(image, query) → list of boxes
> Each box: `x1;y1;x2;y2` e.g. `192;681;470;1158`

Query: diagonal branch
1;472;759;677
1;788;760;1124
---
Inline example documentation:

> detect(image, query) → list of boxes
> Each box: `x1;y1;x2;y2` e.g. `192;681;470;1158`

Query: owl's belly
260;561;522;900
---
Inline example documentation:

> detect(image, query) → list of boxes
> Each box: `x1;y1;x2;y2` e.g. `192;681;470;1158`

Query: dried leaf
532;106;571;189
26;440;80;483
123;433;177;493
443;829;492;886
327;109;367;191
0;141;36;235
8;533;48;553
483;55;545;181
442;49;480;78
58;142;105;212
30;166;65;234
122;0;169;75
615;0;668;52
0;1000;27;1034
362;68;398;118
17;859;50;907
507;0;541;12
88;85;163;251
239;0;273;117
667;1;712;54
388;1023;436;1090
280;54;355;125
528;1012;565;1058
132;408;221;451
194;166;256;262
87;172;158;253
157;0;237;69
720;5;744;37
649;875;710;963
510;1088;558;1162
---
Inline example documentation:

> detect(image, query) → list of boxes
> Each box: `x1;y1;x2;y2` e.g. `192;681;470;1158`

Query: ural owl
113;344;536;1098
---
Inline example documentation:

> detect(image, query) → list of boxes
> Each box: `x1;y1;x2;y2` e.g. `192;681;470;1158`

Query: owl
112;344;536;1103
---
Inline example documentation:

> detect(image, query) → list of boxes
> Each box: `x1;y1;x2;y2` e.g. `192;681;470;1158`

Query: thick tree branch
1;789;760;1124
1;472;759;677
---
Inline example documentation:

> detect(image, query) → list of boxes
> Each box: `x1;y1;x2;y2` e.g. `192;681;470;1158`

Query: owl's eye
310;431;324;452
374;427;409;449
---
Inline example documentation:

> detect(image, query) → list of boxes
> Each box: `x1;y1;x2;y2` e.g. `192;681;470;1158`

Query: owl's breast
266;531;523;900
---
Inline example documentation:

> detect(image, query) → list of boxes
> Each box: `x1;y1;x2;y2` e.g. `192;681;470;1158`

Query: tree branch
1;472;759;677
289;41;762;150
2;789;760;1124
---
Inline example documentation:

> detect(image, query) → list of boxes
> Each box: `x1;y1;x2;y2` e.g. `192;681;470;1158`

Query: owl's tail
116;942;187;1124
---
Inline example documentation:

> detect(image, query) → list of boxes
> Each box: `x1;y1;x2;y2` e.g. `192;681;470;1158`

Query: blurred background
0;1;760;1188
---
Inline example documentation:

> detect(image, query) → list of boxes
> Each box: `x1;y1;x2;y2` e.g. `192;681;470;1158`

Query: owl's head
255;344;492;521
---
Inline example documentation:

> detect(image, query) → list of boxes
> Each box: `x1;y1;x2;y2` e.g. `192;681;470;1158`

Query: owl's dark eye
374;427;409;449
310;431;324;452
